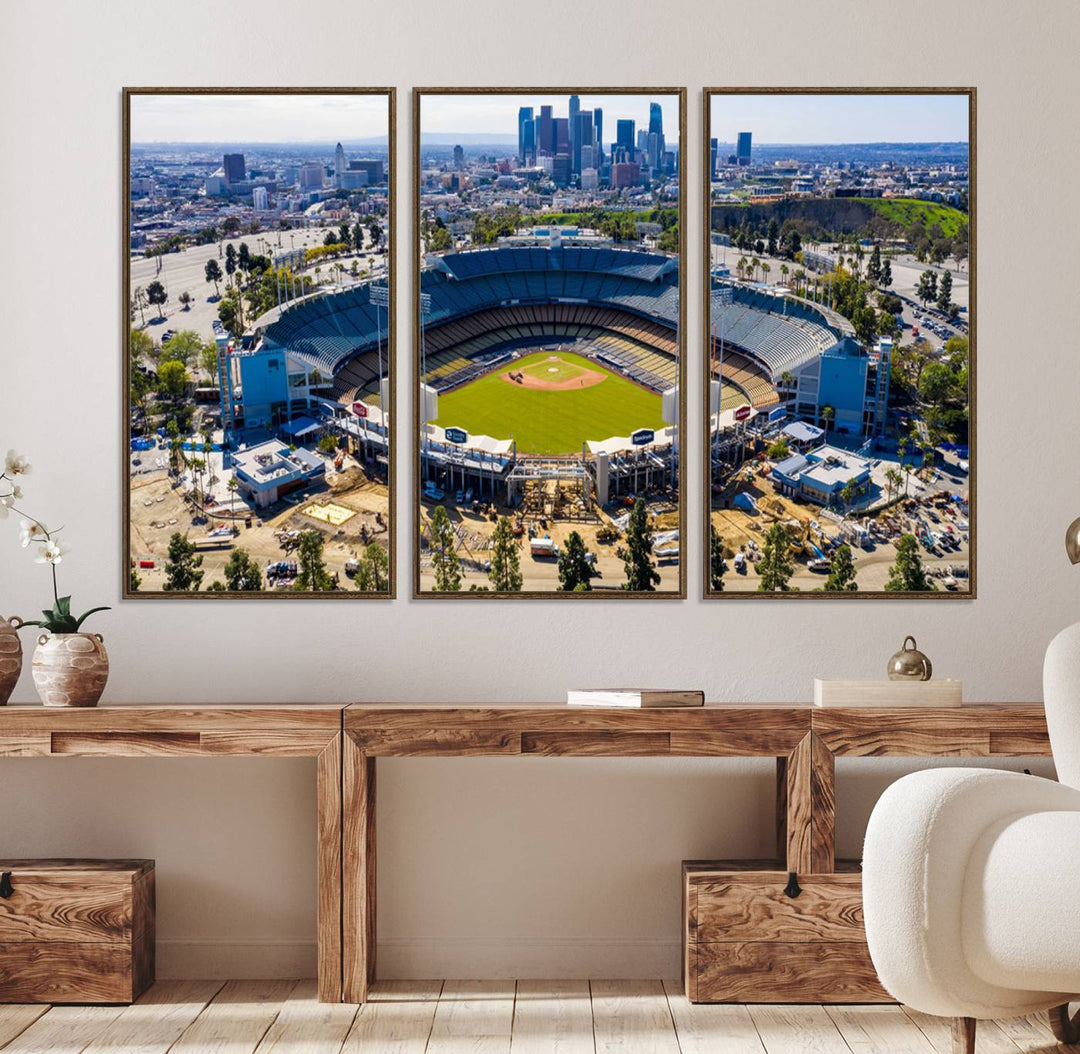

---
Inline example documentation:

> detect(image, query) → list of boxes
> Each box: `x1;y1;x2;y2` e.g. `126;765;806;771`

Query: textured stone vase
0;616;23;704
32;632;109;707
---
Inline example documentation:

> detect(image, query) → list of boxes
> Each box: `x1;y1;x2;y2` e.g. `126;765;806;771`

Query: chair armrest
863;768;1080;1019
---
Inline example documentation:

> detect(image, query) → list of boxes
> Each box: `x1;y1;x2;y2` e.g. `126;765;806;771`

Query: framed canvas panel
414;87;687;598
703;88;975;598
124;87;396;598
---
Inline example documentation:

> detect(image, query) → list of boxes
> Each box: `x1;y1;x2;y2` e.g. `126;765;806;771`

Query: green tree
621;498;660;591
824;543;858;591
885;534;935;592
881;258;892;287
223;548;263;591
428;226;451;252
866;244;882;285
157;360;189;401
936;269;953;314
488;516;523;592
355;543;389;592
129;566;142;592
318;434;339;455
820;405;835;431
178;291;192;311
429;505;461;592
130;329;155;369
201;341;219;383
709;526;727;592
767;437;790;459
757;523;794;592
225;243;237;280
766;218;779;256
916;269;937;307
919;362;958;407
160;330;202;366
164;532;204;591
558;530;595;591
295;531;333;591
204;258;222;296
338;222;352;248
146;279;168;319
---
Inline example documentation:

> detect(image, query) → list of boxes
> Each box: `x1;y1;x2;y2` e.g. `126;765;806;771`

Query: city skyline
130;93;390;144
421;93;680;144
709;93;969;145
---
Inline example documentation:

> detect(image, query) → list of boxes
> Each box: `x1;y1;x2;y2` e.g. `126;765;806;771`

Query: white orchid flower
35;540;69;565
4;450;31;476
19;519;48;547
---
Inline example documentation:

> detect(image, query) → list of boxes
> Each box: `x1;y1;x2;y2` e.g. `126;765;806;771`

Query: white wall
2;0;1077;979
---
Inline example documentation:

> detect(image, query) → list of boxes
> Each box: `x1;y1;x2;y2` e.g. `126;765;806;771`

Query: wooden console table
0;704;345;1002
341;702;1050;1003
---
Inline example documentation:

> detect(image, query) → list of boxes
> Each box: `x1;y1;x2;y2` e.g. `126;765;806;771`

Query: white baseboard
157;936;681;980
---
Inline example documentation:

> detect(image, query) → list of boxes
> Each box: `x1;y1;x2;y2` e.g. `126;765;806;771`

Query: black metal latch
783;871;802;898
0;872;12;899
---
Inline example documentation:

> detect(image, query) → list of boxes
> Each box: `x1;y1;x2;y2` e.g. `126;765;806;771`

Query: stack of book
566;689;705;708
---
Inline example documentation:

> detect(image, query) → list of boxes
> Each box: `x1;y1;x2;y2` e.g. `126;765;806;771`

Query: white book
567;689;705;708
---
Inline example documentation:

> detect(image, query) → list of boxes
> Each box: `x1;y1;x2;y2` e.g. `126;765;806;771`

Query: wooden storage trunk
683;859;890;1004
0;859;154;1003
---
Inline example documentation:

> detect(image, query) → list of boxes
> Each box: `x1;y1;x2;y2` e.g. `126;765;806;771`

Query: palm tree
761;262;771;285
779;371;795;403
132;287;147;327
780;263;789;287
885;467;903;503
821;405;835;432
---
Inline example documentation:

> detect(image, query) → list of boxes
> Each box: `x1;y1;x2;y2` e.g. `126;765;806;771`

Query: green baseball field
433;350;665;456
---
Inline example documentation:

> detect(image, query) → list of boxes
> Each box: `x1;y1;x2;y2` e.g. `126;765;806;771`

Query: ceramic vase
0;616;23;704
32;632;109;707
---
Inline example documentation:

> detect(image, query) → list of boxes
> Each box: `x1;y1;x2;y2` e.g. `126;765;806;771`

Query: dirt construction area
129;462;389;591
418;487;681;593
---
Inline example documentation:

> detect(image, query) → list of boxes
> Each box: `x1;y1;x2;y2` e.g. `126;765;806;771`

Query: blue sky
130;94;390;143
421;93;681;144
709;93;969;144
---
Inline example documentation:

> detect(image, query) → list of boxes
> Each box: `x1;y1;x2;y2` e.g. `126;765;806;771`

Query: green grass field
859;198;968;239
434;350;664;455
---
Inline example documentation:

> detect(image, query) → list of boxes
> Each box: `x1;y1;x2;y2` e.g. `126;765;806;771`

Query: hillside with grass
858;198;968;239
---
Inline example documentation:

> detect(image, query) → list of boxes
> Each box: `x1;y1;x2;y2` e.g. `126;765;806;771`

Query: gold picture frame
123;87;397;599
703;87;976;599
413;87;688;599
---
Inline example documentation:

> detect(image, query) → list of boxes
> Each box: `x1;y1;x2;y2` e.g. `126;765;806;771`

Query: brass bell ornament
888;636;933;682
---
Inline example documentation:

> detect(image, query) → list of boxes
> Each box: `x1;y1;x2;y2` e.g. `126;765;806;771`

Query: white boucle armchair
862;623;1080;1054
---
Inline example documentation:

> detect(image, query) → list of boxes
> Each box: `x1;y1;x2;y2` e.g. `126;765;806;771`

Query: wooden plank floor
0;980;1066;1053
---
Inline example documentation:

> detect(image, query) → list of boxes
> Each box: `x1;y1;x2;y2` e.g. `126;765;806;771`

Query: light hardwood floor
0;979;1067;1053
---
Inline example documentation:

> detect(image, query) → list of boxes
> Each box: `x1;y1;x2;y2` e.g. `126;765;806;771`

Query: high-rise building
223;153;246;185
348;158;384;183
649;102;663;139
616;119;636;159
518;107;535;164
538;105;554;155
737;131;752;165
299;162;325;190
252;185;269;210
580;167;598;191
572;110;593;176
334;143;347;179
648;103;665;171
710;137;718;178
593;107;603;166
554;118;570;155
551;154;571;188
453;144;464;169
568;94;580;168
611;161;641;189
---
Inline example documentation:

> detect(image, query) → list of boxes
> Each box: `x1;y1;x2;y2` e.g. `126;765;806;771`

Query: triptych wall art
123;86;974;601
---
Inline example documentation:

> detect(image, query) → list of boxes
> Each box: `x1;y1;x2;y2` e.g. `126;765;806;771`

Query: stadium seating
708;279;848;382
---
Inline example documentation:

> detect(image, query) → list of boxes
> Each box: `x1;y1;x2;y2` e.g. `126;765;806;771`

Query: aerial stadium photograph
704;89;973;597
414;88;686;597
124;89;395;597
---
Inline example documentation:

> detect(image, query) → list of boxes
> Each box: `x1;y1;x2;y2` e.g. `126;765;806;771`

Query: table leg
777;733;835;873
343;732;376;1002
317;733;343;1002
